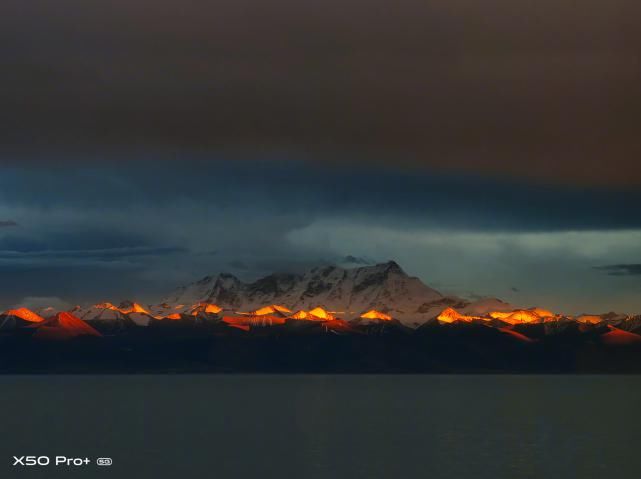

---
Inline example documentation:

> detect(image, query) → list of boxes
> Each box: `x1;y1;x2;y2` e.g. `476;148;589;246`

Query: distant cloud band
594;264;641;276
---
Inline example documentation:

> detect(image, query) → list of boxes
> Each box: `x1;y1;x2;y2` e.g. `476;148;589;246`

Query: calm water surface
1;375;640;479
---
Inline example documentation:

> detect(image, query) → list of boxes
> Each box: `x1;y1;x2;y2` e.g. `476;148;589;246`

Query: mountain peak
215;272;242;284
2;307;45;323
382;260;403;273
161;260;447;323
33;311;102;340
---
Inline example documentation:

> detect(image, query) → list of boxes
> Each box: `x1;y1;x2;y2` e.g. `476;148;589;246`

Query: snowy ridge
161;261;487;325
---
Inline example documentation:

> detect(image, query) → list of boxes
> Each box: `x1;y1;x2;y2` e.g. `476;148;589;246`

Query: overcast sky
1;1;640;313
1;160;640;314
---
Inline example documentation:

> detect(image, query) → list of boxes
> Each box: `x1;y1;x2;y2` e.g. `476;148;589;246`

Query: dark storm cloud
0;246;184;262
2;0;641;185
0;227;150;253
2;160;640;232
594;264;641;276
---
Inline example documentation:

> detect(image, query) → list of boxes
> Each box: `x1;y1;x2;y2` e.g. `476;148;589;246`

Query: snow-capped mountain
161;261;494;325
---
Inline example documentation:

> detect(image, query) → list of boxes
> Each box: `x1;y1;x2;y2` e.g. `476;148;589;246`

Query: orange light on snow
289;310;310;320
308;307;335;320
437;308;475;323
4;308;45;323
360;310;393;321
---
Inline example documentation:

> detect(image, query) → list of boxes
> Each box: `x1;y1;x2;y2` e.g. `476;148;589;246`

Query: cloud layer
595;264;641;276
1;160;640;313
2;0;641;184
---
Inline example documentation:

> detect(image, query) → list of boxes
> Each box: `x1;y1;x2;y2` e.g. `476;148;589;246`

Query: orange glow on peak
164;313;182;320
576;315;602;324
3;308;45;323
360;310;393;321
289;310;310;320
203;303;222;314
529;308;555;318
247;305;292;316
308;307;335;320
114;303;150;315
437;308;475;323
490;310;541;324
95;302;119;311
503;310;541;324
96;302;150;315
189;303;223;315
253;305;279;316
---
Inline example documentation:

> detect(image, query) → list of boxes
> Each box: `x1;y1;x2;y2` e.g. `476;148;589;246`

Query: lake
1;375;640;478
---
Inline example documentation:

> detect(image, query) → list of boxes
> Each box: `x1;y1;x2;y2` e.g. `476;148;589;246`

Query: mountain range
160;261;513;326
3;260;641;372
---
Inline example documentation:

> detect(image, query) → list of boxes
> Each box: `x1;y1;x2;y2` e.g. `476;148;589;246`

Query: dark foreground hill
2;318;641;374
